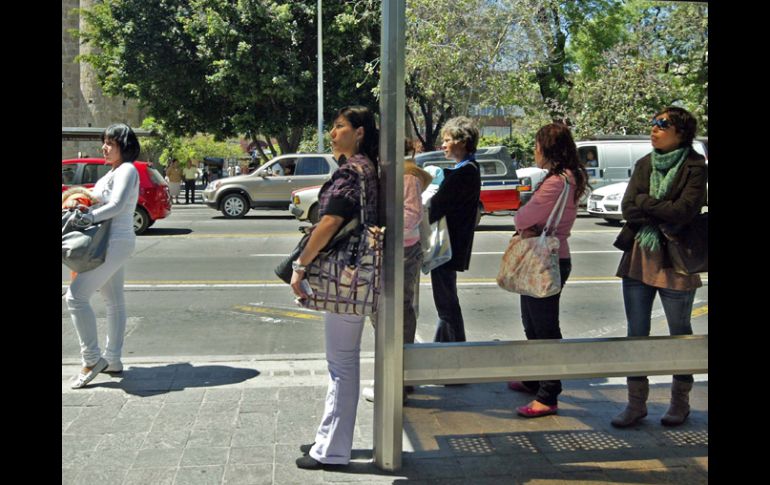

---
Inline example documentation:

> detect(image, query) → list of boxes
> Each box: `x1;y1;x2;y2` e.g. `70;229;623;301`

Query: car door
249;157;298;205
598;144;632;188
288;156;333;195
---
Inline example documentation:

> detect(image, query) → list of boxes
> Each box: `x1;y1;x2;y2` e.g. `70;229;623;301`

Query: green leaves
79;0;380;153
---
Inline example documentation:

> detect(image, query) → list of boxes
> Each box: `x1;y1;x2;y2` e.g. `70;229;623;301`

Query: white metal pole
374;0;406;472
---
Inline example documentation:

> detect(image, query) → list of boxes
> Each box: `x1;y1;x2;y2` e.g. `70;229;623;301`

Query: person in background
427;117;481;344
362;139;432;403
290;106;380;470
183;160;198;204
507;123;588;418
610;106;707;428
165;159;183;204
65;123;142;388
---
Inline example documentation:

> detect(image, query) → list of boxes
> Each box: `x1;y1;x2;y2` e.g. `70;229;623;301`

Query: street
62;204;708;362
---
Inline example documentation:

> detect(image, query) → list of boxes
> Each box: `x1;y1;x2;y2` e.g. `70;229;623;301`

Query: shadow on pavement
91;362;259;397
139;228;193;236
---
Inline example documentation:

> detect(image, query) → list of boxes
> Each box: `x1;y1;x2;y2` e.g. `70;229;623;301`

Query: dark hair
101;123;140;162
535;123;589;202
336;106;379;167
654;106;697;148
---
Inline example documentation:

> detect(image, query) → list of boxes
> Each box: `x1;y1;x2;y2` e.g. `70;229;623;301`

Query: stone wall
62;0;145;159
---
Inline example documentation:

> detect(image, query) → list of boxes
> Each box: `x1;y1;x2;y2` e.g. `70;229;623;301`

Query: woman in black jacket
611;106;707;428
428;116;481;343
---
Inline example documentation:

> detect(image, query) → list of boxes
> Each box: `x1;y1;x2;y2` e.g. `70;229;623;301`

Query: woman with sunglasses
611;106;707;428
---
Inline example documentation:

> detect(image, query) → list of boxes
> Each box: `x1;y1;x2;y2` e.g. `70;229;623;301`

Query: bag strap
350;163;368;225
542;174;570;237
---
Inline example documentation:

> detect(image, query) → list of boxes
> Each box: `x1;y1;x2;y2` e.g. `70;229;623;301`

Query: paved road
62;205;708;362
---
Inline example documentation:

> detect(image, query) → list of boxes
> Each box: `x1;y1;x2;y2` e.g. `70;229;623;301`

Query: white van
576;136;708;193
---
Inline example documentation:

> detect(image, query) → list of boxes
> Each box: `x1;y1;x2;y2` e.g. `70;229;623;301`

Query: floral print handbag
496;175;569;298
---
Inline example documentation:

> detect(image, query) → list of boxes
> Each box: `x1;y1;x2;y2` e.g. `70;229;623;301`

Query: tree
77;0;380;157
567;1;708;137
405;0;520;151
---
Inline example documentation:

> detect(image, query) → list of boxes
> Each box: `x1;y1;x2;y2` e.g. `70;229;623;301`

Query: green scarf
635;147;689;251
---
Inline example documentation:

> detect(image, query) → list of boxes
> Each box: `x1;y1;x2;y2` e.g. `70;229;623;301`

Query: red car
62;158;171;234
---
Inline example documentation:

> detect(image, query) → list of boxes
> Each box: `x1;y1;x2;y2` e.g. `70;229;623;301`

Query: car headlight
210;180;222;191
606;193;622;201
292;195;300;205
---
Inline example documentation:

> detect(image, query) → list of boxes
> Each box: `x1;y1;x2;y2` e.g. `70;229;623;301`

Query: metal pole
317;0;324;152
374;0;406;472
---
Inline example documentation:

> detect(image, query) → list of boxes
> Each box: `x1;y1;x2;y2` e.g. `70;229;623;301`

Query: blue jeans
622;277;695;383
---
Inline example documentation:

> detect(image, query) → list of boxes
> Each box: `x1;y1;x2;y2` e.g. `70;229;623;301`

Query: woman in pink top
507;123;588;418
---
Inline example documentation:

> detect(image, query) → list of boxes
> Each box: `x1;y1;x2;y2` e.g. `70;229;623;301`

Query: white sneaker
70;358;108;389
362;386;375;402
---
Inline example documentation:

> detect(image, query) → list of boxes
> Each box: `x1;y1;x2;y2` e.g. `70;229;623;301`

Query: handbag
62;210;112;273
420;214;452;274
304;166;384;316
660;212;708;275
274;216;361;284
496;175;569;298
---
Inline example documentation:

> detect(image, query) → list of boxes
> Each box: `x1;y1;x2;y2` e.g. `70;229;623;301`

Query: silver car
202;153;338;218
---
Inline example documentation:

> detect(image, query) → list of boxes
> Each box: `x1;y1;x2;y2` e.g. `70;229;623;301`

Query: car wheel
604;218;622;226
147;219;156;228
221;193;249;218
134;207;150;235
308;204;320;224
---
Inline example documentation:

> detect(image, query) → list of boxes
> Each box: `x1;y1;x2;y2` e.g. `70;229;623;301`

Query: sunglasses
651;117;672;130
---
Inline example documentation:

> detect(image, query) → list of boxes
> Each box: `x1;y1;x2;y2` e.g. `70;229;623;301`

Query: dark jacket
429;160;481;271
614;149;707;251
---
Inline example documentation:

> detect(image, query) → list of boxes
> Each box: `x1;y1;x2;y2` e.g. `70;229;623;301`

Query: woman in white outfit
289;106;379;469
66;123;141;389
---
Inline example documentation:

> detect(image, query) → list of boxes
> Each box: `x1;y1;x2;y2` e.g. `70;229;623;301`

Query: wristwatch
292;260;307;272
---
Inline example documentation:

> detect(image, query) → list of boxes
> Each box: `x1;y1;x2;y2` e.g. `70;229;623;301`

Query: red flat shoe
516;403;558;418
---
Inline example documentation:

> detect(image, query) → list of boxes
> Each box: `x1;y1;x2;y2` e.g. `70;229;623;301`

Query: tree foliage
78;0;380;157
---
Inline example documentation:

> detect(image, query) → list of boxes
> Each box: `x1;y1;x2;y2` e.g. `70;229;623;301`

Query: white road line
249;250;622;257
62;278;707;290
591;374;708;386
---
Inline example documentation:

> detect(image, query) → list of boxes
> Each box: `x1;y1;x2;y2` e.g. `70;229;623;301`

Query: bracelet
292;260;307;272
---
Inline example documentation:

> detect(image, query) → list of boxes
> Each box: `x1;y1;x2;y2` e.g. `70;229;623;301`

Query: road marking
591;374;708;386
62;277;707;289
691;304;708;318
249;250;622;257
146;229;621;239
233;304;322;321
160;233;302;239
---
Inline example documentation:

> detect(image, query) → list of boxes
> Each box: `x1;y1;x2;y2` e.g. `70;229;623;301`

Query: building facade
62;0;146;159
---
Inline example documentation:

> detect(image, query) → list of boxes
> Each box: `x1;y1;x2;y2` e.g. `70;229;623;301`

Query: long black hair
535;123;588;203
336;106;379;168
102;123;140;162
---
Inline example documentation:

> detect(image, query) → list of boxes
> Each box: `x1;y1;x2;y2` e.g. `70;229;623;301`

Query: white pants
310;312;365;464
65;238;135;367
168;181;182;199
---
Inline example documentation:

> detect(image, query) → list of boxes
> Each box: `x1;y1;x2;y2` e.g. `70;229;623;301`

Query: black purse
274;217;361;284
660;212;708;275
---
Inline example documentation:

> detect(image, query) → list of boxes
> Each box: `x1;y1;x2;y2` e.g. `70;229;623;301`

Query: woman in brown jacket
611;106;707;428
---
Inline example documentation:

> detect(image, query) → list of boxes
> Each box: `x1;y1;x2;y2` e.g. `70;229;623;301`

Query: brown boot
661;379;692;426
611;378;649;428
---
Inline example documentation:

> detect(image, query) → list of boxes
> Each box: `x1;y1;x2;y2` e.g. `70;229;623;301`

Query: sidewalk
62;356;708;484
